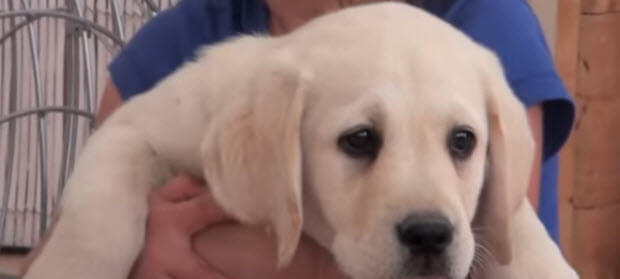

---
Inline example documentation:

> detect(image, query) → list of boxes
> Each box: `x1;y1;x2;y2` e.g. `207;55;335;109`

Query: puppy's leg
477;200;579;279
23;125;173;279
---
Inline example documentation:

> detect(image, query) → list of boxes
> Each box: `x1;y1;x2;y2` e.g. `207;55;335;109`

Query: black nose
397;213;453;254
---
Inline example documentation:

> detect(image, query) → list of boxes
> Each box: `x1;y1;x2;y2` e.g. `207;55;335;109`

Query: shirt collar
236;0;460;35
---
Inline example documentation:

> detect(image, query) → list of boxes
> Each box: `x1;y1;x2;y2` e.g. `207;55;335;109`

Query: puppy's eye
338;127;381;159
448;127;476;160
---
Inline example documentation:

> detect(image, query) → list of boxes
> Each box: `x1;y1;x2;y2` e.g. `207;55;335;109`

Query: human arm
95;80;123;127
527;105;543;210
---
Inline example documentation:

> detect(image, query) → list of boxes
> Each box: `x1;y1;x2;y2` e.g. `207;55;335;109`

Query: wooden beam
582;0;620;13
573;13;620;208
573;204;620;278
555;0;582;264
576;13;620;100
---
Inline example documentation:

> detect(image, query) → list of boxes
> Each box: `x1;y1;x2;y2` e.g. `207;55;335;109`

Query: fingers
171;254;229;279
148;174;232;234
136;175;233;279
153;175;205;203
177;193;231;234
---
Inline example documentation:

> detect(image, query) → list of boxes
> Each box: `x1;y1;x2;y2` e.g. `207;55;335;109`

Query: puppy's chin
329;229;475;279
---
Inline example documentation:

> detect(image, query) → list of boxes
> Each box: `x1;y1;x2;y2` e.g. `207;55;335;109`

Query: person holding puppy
91;0;574;278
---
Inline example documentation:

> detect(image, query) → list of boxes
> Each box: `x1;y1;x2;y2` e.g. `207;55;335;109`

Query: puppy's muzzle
397;213;453;276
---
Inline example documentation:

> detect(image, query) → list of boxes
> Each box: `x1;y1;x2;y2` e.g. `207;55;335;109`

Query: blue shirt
109;0;575;243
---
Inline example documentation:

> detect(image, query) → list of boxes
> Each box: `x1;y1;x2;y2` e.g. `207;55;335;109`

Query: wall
529;0;559;53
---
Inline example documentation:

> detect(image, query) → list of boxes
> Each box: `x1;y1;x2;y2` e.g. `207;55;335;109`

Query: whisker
468;227;501;278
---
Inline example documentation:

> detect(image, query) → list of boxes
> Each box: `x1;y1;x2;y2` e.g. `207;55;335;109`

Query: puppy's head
201;3;534;279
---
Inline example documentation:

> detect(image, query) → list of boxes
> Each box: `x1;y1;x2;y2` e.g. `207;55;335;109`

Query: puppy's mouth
414;276;462;279
400;252;452;278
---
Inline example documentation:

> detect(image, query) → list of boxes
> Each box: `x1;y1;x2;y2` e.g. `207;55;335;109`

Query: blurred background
0;0;618;278
0;0;177;276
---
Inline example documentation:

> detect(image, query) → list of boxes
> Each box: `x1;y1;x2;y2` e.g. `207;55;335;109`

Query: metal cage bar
0;0;176;248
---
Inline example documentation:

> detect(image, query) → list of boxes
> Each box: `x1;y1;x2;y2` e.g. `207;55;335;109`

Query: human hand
129;174;349;279
192;225;351;279
129;175;230;279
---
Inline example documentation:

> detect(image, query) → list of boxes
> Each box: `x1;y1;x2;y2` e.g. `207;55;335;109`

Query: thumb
174;192;232;235
171;253;230;279
154;175;205;204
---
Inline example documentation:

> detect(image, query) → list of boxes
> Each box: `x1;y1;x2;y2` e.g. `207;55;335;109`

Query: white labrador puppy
24;3;578;279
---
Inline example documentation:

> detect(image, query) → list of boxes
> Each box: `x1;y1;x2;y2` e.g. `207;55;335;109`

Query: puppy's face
299;49;487;279
201;3;534;279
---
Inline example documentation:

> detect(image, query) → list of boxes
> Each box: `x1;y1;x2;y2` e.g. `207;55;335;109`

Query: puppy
24;3;578;279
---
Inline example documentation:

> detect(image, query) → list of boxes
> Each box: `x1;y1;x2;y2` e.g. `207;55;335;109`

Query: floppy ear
200;59;309;268
474;53;535;265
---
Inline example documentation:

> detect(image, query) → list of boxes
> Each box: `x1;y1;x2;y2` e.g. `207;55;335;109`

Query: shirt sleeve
108;0;213;100
448;0;576;159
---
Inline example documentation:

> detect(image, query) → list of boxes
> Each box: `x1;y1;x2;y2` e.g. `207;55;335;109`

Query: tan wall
529;0;559;53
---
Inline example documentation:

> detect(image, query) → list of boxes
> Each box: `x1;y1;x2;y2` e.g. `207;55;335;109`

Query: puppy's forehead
282;2;488;71
275;3;493;132
299;44;488;133
282;10;486;94
308;80;486;134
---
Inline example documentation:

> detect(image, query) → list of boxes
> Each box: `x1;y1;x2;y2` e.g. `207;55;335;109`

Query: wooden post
555;0;581;264
556;0;620;277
